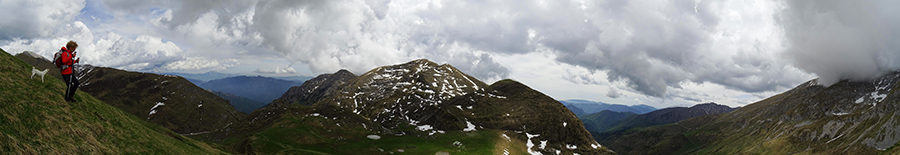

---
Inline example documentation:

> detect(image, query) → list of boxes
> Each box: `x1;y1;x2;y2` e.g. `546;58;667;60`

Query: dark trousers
62;74;80;100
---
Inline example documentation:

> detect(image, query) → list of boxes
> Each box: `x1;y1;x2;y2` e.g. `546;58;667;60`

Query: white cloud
1;20;237;72
254;66;298;74
606;87;622;99
0;0;85;40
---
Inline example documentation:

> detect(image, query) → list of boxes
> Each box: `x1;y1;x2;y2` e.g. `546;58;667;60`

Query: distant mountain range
208;90;267;114
588;103;735;154
601;103;735;132
579;110;636;134
161;71;238;83
159;72;311;113
162;71;312;86
561;99;657;116
199;76;303;103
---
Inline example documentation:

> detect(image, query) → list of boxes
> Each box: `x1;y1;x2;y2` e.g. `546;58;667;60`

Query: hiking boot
66;98;77;102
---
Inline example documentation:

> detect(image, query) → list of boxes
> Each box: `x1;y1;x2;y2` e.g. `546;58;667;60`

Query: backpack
52;50;67;70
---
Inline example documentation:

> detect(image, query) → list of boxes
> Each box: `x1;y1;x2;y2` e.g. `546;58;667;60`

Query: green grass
0;48;226;154
239;108;499;155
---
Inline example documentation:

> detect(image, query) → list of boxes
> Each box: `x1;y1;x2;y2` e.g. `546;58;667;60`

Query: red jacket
60;47;78;75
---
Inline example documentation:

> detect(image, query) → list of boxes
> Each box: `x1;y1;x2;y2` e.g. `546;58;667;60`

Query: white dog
31;67;49;82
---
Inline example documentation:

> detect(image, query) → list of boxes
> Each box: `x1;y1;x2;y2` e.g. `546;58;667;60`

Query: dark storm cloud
781;0;900;86
553;0;713;97
550;0;814;97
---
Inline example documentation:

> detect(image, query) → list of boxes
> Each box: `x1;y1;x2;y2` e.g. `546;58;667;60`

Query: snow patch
148;102;165;118
871;91;887;103
567;144;577;149
591;143;602;149
563;122;567;127
526;133;542;155
367;135;381;140
832;112;850;116
502;133;511;141
855;97;865;103
463;120;477;131
826;133;844;143
416;125;433;131
539;140;547;149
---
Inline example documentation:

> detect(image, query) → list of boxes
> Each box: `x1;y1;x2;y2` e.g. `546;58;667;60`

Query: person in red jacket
61;41;81;102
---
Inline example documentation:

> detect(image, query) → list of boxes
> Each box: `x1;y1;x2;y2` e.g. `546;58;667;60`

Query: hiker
60;41;80;102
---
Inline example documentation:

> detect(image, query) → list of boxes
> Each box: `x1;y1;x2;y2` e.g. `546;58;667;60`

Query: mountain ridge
594;72;900;154
1;48;225;154
74;65;245;134
561;99;657;115
277;69;357;105
200;75;303;103
602;102;735;133
14;52;244;134
209;90;267;114
219;59;615;154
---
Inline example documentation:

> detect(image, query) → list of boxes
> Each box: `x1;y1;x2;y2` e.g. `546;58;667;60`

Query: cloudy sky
2;0;899;108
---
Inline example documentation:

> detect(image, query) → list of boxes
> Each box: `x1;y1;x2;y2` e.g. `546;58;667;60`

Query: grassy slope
0;49;226;154
211;90;267;114
580;110;636;133
217;103;502;155
77;66;245;134
601;79;900;155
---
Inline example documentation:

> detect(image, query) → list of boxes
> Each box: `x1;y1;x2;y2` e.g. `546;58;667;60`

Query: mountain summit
315;59;493;129
278;69;357;105
229;59;614;154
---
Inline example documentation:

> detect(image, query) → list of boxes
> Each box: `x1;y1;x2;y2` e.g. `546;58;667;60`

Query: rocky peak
326;59;490;110
314;59;499;129
278;69;357;105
